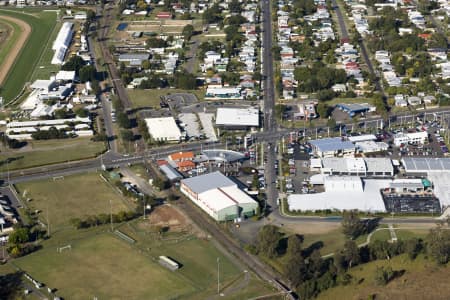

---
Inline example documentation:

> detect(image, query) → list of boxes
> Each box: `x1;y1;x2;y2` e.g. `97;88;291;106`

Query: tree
257;225;283;258
182;24;195;41
308;249;325;277
173;72;197;89
341;210;365;239
316;103;330;118
8;227;30;245
283;254;306;288
426;227;450;264
121;129;134;142
146;37;167;48
374;266;395;286
54;108;70;119
117;112;131;129
142;60;151;70
342;240;360;269
153;177;170;191
0;272;23;299
70;218;85;229
74;107;88;118
79;65;96;82
228;0;242;13
286;234;303;258
90;80;101;95
61;55;84;73
404;238;422;260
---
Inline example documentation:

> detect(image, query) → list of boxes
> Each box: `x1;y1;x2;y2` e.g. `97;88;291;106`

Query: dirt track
0;15;31;86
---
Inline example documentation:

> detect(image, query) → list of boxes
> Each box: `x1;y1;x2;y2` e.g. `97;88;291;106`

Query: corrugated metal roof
181;171;234;194
160;164;183;181
310;137;355;152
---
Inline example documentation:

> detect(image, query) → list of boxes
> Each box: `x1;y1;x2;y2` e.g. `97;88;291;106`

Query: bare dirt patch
142;204;205;237
0;15;31;85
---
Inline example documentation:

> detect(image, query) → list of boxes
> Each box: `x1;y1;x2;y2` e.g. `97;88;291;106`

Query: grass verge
0;138;105;170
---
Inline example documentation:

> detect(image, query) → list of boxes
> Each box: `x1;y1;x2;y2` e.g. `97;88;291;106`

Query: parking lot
382;193;441;214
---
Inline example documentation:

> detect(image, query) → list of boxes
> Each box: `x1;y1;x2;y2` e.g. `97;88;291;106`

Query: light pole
217;257;220;294
110;199;113;231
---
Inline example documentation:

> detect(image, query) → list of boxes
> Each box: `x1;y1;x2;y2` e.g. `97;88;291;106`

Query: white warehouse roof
215;107;259;127
144;117;182;141
288;177;390;212
200;185;257;212
348;134;376;142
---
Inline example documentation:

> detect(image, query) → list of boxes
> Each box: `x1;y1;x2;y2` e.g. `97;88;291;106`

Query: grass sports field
0;9;57;102
11;224;278;299
0;138;106;170
15;173;129;229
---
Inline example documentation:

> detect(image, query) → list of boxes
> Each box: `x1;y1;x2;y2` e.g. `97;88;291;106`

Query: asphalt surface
332;0;383;94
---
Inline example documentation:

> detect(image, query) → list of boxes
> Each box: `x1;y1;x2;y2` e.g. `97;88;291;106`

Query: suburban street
332;0;383;94
261;0;279;220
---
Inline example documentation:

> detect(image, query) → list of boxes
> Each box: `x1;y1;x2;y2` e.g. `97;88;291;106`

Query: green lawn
9;223;276;299
301;228;369;256
14;172;129;229
0;138;106;170
127;88;163;109
0;17;21;69
29;20;62;81
127;88;204;108
394;228;429;240
370;229;392;242
0;9;57;102
14;233;197;299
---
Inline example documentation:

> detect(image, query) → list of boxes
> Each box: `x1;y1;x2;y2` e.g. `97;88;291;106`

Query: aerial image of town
0;0;449;299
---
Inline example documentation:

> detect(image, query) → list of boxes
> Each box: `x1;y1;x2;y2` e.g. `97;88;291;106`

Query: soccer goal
57;244;72;253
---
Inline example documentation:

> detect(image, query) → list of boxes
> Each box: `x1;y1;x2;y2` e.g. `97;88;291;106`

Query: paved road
97;2;132;110
332;0;383;94
260;0;279;222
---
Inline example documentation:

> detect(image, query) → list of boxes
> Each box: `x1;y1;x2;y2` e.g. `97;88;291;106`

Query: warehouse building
312;157;394;177
288;176;389;212
180;171;258;221
309;137;355;158
355;141;389;153
215;107;259;129
336;103;375;117
289;175;433;212
144;117;182;142
402;157;450;207
393;131;428;146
